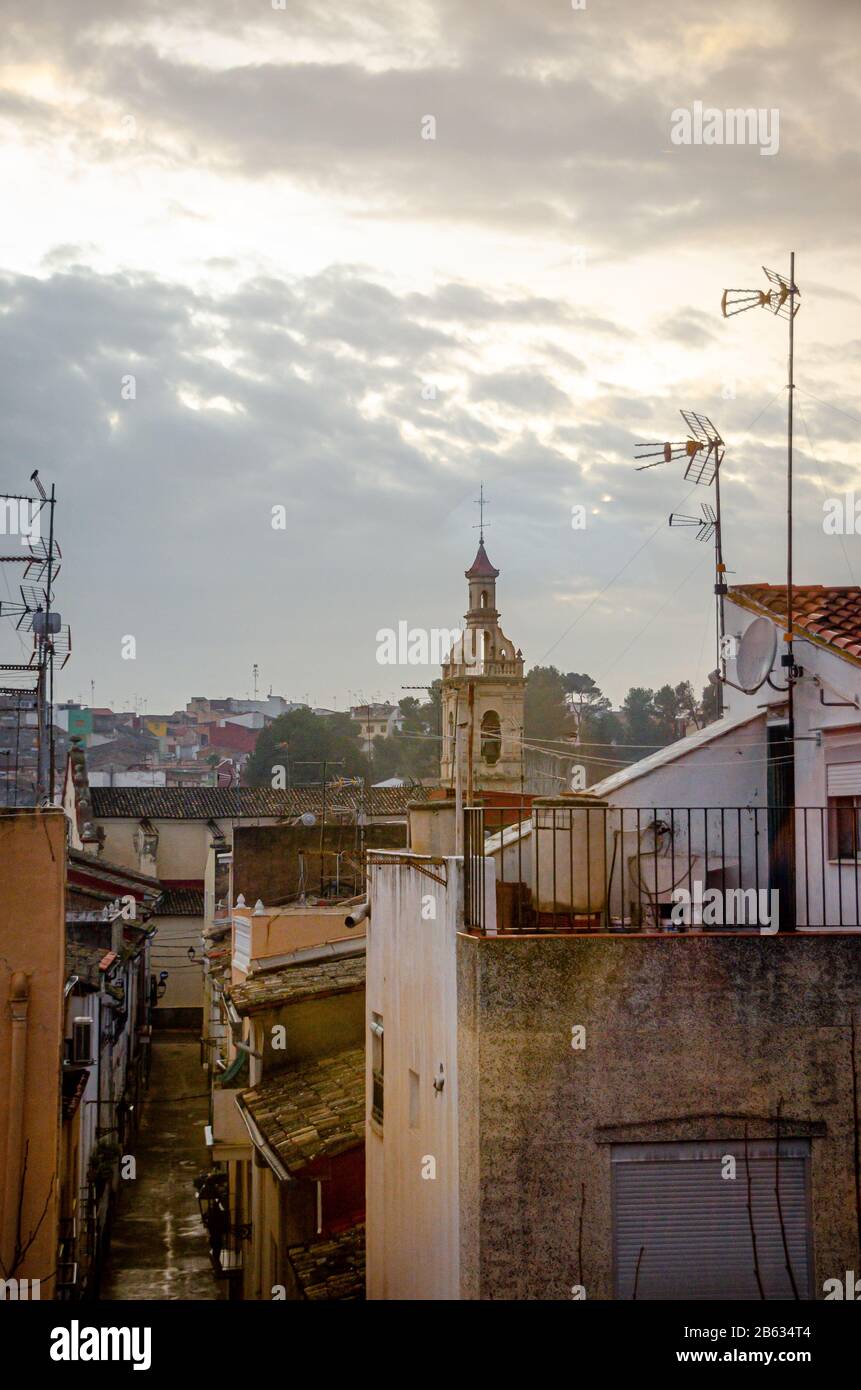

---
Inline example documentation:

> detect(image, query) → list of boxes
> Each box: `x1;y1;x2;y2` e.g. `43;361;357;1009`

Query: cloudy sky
0;0;859;715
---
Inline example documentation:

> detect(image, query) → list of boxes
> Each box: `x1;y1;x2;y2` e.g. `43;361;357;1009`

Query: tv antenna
669;502;717;544
721;259;801;701
0;472;67;803
636;410;728;713
722;256;801;930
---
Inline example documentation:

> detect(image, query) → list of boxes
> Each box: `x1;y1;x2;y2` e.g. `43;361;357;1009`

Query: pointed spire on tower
467;482;499;577
465;540;499;580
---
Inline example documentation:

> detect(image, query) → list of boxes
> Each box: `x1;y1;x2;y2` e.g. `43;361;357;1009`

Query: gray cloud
0;1;858;710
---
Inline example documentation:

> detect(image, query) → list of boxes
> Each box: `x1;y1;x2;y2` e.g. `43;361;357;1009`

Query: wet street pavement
100;1031;225;1301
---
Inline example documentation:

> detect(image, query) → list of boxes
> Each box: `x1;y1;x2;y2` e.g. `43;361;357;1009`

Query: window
829;796;861;860
409;1069;420;1129
370;1014;384;1125
826;763;861;858
612;1139;812;1300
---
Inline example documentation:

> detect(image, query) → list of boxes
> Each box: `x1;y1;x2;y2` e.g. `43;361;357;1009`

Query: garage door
612;1139;813;1300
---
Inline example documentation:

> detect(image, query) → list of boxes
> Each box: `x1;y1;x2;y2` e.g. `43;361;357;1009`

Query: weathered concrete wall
232;822;406;905
457;933;861;1300
456;930;481;1300
256;991;365;1072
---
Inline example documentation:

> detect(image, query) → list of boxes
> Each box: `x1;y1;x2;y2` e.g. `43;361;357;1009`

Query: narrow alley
100;1032;224;1301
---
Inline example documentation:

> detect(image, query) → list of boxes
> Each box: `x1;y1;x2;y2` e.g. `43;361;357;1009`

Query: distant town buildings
4;521;861;1307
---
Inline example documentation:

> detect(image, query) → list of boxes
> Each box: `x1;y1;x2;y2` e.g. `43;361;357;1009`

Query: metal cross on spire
473;482;490;542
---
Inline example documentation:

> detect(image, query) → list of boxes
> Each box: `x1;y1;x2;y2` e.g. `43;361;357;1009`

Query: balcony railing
464;803;861;935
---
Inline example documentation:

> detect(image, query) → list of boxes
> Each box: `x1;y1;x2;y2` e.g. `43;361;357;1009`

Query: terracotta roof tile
90;785;428;821
730;584;861;667
288;1224;365;1300
228;954;365;1015
241;1049;364;1174
155;887;205;916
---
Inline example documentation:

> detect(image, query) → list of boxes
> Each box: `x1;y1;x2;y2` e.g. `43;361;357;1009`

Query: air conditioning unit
71;1017;94;1065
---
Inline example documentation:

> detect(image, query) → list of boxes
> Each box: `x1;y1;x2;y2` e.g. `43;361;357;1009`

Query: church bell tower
439;491;525;794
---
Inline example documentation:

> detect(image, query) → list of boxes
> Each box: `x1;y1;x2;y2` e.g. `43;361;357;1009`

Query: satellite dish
300;812;316;827
735;616;777;693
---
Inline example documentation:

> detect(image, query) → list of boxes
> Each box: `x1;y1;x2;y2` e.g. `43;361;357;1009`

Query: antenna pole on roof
637;411;727;716
722;254;802;930
0;474;67;805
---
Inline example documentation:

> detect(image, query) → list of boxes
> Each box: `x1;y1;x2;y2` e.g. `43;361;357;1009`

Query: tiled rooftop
228;953;365;1015
156;887;205;916
288;1223;365;1300
731;584;861;663
65;939;113;989
240;1048;364;1175
90;784;429;820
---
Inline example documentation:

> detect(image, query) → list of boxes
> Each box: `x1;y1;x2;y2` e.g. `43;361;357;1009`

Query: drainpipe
3;972;30;1269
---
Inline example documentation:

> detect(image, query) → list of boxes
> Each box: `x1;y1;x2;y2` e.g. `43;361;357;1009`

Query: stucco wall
600;714;767;812
0;808;66;1288
151;913;204;1013
365;853;475;1299
716;599;861;926
457;933;861;1300
98;818;213;879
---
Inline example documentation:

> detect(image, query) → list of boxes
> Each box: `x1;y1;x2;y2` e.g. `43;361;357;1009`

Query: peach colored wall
231;906;366;980
0;808;66;1293
251;907;365;963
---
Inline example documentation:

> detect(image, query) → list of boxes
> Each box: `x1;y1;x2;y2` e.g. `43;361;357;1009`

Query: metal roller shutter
827;762;861;796
612;1140;812;1300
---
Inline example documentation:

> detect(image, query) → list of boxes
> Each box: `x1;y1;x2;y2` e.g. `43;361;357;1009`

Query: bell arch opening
480;710;501;765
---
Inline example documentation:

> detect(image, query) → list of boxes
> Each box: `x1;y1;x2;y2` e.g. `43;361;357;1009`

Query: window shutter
612;1140;812;1300
827;762;861;796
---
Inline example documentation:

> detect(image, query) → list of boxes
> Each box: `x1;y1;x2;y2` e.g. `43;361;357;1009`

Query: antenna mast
0;474;69;804
635;410;728;714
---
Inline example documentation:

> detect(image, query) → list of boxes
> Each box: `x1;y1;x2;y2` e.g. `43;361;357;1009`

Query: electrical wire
593;547;712;687
796;386;861;429
795;391;856;587
369;722;804;773
538;388;787;667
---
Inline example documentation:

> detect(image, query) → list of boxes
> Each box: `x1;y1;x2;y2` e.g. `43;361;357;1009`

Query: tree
525;666;574;741
244;708;368;787
562;672;611;737
700;679;721;726
577;704;625;786
652;684;682;743
674;680;701;731
621;687;658;760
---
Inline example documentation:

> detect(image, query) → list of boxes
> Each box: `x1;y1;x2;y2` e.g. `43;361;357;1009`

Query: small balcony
463;801;861;935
